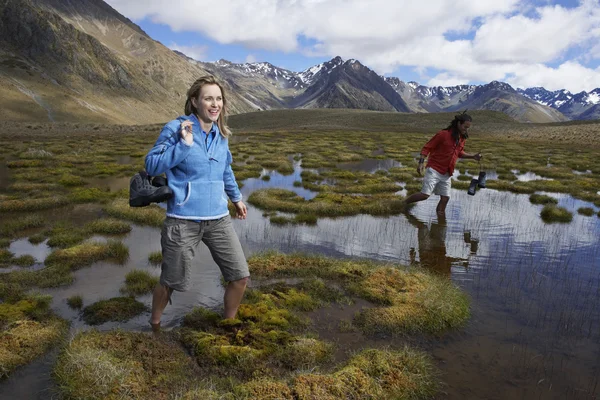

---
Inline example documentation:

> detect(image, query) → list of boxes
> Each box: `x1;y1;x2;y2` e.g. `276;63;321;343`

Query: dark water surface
1;165;599;399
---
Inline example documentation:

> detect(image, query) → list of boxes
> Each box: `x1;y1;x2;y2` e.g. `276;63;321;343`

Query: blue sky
107;0;600;92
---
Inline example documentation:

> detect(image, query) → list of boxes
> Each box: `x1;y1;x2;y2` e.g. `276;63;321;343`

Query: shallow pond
1;168;599;399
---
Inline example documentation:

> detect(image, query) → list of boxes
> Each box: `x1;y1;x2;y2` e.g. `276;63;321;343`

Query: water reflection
511;169;552;182
405;213;471;275
240;161;319;200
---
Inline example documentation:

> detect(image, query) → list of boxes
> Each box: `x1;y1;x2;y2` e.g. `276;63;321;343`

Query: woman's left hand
234;201;247;219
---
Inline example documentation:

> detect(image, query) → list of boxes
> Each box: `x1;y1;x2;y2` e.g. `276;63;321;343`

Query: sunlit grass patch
54;330;200;399
12;255;36;267
66;295;83;310
69;187;115;203
8;182;59;192
249;252;470;336
529;193;558;205
0;294;68;378
104;198;165;227
248;188;405;217
45;240;129;271
58;174;86;187
0;215;45;238
84;219;132;235
148;251;162;266
0;196;70;212
540;205;573;223
120;270;159;296
577;207;595;216
82;297;147;325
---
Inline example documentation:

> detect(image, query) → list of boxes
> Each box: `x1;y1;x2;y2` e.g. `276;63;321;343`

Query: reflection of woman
144;76;249;331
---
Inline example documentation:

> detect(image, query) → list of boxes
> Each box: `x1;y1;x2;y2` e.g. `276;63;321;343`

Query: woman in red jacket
404;112;482;215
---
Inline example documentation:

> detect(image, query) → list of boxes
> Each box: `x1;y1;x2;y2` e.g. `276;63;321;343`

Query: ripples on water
1;164;599;399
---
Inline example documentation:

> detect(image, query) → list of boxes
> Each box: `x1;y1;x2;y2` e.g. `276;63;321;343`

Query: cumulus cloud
106;0;600;91
168;43;208;61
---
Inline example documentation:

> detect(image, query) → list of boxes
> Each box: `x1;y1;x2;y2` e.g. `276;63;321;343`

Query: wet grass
0;294;69;379
248;252;470;336
148;251;162;266
104;198;165;227
66;295;83;310
529;193;558;205
577;207;595;217
54;330;201;399
540;205;573;223
82;297;147;325
120;270;159;296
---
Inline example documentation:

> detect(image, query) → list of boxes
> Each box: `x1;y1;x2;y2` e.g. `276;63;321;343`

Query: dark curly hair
446;110;472;140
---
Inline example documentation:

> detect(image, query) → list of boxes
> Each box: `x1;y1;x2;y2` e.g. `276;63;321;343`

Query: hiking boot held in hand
129;171;173;207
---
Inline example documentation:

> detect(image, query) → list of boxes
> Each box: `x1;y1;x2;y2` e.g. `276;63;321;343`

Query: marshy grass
120;270;159;296
249;188;405;218
577;207;595;216
45;240;129;270
148;251;162;266
82;297;147;325
0;215;45;238
66;295;83;310
540;205;574;223
104;198;165;227
529;193;558;205
84;219;132;235
0;294;69;378
0;196;70;212
54;330;200;399
248;252;470;336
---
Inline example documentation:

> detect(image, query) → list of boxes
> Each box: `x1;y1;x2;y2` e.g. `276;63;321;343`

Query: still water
1;165;599;399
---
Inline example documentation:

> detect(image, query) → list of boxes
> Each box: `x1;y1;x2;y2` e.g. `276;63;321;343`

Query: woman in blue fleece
145;75;249;331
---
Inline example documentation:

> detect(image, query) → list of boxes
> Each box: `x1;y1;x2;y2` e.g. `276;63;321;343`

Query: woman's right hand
180;121;193;145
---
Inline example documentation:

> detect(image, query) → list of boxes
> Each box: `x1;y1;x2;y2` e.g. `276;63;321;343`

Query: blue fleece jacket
145;114;242;220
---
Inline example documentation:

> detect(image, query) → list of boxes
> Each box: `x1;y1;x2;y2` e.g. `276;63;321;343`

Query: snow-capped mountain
386;79;567;123
518;87;600;120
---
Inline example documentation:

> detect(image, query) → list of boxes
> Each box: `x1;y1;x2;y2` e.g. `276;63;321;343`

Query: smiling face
192;83;223;129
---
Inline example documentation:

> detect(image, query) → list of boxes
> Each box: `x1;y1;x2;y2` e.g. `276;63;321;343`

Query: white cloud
106;0;600;91
505;62;600;93
168;43;208;61
245;54;257;63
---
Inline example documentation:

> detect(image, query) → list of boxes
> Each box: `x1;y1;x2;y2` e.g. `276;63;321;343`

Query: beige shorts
160;215;249;291
421;167;451;197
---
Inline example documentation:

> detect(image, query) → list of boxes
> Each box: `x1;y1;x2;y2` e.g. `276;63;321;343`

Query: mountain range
0;0;598;124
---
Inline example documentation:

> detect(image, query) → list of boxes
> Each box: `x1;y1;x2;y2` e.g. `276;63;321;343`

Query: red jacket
420;129;465;175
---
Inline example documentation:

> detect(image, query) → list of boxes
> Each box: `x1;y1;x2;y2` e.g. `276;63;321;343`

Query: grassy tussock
120;270;159;296
148;251;162;266
0;294;68;378
104;198;165;227
54;331;200;399
540;205;573;223
577;207;595;216
248;252;470;336
249;189;405;218
82;297;147;325
45;241;129;271
0;197;70;212
66;295;83;310
529;193;558;205
0;215;45;238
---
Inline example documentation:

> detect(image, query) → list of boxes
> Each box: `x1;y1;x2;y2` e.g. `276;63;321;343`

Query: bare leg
404;192;430;204
150;284;173;325
436;195;450;215
223;277;249;319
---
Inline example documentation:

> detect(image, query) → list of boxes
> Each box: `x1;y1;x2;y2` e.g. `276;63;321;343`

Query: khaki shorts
421;167;451;197
160;215;249;291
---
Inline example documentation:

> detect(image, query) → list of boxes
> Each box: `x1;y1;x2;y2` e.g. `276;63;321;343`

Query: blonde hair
184;75;231;137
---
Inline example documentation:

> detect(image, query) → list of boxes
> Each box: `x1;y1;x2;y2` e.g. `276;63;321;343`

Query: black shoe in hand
129;171;173;207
